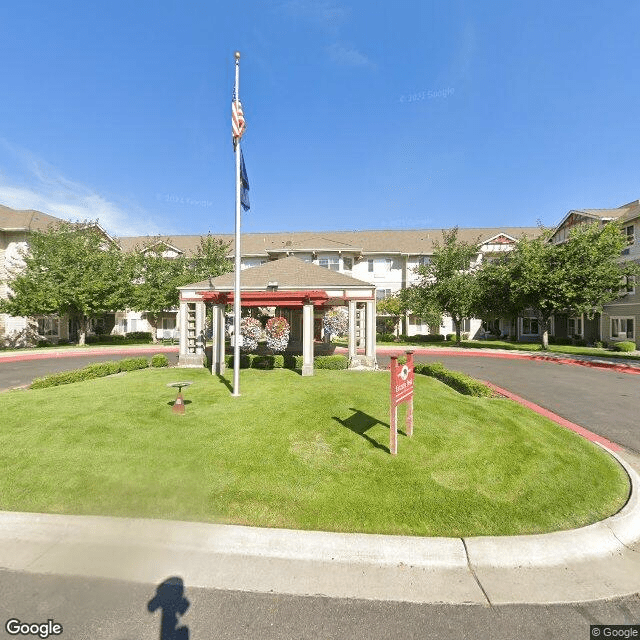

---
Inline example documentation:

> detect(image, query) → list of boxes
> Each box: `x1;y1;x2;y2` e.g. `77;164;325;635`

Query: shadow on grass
165;400;193;407
217;374;233;392
332;408;393;453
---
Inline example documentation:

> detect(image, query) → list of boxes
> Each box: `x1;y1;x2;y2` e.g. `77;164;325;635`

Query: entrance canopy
177;256;377;375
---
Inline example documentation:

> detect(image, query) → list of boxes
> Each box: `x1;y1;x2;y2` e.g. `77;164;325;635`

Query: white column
178;301;188;358
348;299;357;359
365;299;376;358
302;303;314;376
211;304;226;375
195;301;206;355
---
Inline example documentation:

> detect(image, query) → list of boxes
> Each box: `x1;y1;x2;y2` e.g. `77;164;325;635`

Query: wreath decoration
265;316;290;352
240;317;263;352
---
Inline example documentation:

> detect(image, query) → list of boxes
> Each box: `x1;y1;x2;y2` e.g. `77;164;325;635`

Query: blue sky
1;1;639;237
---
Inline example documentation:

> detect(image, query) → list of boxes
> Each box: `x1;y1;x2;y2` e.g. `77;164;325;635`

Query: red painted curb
0;346;179;364
373;346;640;375
483;381;622;452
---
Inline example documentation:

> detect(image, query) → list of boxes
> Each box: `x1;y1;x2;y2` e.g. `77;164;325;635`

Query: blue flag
240;149;250;212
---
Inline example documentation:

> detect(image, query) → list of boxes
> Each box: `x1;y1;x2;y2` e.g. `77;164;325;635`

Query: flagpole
232;50;242;396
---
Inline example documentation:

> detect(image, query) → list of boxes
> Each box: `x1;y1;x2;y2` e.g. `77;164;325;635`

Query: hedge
31;357;150;389
85;332;153;345
414;362;493;397
314;355;348;370
397;334;446;343
151;354;170;368
613;341;636;352
223;353;347;371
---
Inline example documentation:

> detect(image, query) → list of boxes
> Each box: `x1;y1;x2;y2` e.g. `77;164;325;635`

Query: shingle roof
181;256;375;291
0;205;63;232
120;226;541;258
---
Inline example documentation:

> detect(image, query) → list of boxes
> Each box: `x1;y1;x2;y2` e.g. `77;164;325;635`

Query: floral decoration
322;307;349;338
265;316;290;352
240;316;263;352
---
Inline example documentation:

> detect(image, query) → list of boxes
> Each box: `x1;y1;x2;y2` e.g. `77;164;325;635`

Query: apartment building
2;200;637;347
548;199;640;347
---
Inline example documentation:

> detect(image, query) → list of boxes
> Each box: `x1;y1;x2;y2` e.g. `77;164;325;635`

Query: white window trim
611;316;634;341
568;315;583;337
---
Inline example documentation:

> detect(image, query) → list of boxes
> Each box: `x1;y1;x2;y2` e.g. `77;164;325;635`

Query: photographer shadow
148;576;190;640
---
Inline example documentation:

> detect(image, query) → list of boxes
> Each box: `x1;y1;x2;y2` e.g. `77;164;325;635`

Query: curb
0;345;179;364
0;450;638;605
372;346;640;375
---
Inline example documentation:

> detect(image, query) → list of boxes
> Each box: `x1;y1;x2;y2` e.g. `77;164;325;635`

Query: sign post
389;351;415;455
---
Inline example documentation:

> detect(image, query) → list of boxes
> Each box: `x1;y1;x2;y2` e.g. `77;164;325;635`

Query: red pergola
197;290;330;308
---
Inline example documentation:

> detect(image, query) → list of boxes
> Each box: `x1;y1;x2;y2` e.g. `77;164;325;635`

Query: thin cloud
280;0;348;35
0;140;158;237
326;42;374;68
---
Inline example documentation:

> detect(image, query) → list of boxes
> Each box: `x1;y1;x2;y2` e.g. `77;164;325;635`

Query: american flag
232;86;246;143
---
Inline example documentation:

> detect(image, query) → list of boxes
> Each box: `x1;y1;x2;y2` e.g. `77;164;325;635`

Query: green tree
130;235;231;342
0;221;131;345
376;293;404;335
477;222;637;349
405;228;480;343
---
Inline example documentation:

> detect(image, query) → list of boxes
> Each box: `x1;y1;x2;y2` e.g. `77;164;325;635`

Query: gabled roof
120;227;540;258
550;200;640;239
181;256;375;291
0;205;63;232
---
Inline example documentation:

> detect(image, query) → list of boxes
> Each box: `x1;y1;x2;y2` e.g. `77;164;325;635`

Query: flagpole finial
234;51;241;60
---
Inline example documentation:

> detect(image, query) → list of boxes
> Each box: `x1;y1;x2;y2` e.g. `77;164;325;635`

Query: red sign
389;351;414;455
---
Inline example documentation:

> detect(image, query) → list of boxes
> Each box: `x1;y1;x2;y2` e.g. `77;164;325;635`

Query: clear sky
1;1;639;237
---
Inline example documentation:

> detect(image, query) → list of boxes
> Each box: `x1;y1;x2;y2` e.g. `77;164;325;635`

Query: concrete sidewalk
1;446;638;606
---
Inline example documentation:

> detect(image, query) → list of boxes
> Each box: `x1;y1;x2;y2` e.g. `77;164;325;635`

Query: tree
187;234;233;283
405;228;480;343
376;293;404;335
130;235;232;343
477;222;638;349
0;221;132;345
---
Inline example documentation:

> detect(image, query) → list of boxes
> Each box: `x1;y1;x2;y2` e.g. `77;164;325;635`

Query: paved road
376;353;640;454
1;570;639;640
0;349;180;391
1;350;639;637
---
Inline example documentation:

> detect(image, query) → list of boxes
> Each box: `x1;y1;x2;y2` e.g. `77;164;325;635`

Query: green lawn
0;368;629;537
367;338;640;360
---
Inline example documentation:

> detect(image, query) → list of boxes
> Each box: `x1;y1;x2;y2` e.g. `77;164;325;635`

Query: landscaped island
0;367;629;537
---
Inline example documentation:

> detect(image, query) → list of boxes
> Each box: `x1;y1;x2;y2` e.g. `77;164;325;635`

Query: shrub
414;362;492;397
151;354;170;368
613;341;636;352
314;355;348;370
446;333;457;342
415;334;446;342
283;354;304;370
572;337;587;347
226;354;253;369
118;357;150;371
127;331;153;343
551;337;572;345
377;333;396;342
594;341;604;349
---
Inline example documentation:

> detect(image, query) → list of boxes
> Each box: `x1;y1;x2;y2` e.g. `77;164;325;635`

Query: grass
352;338;640;360
0;368;629;537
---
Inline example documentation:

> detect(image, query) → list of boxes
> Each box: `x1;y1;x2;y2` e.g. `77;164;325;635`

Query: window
343;257;353;271
319;257;339;271
568;317;583;337
462;318;471;332
625;225;635;246
368;259;374;272
611;317;634;340
37;316;59;337
417;256;431;267
376;289;391;301
522;318;539;335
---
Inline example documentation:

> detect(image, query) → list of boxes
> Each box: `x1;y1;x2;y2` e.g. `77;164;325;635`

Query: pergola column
365;299;376;358
195;301;206;355
178;301;188;358
348;299;357;359
302;302;314;376
211;304;226;375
